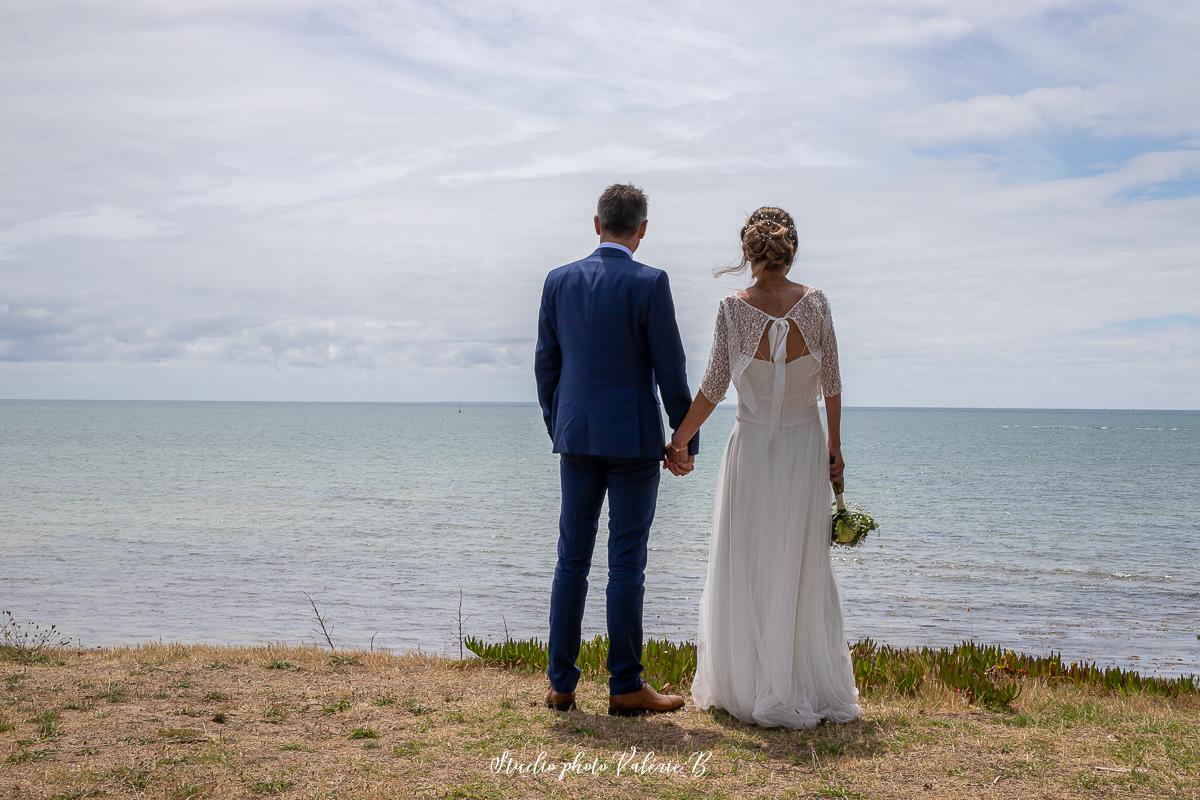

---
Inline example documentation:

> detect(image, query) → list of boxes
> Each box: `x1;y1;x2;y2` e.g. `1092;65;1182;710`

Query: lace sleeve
819;290;842;397
699;301;731;404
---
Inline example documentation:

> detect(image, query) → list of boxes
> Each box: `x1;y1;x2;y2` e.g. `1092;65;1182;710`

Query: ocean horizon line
2;398;1198;413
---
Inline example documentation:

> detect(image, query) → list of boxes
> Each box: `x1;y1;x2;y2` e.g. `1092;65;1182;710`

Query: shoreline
48;634;1200;684
4;398;1200;412
2;642;1197;799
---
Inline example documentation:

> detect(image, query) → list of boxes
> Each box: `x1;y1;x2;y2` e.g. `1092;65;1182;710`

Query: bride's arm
825;393;844;483
819;290;845;483
667;302;729;461
669;393;717;457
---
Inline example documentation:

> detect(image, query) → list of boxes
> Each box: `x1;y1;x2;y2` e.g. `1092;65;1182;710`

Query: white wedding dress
689;289;863;729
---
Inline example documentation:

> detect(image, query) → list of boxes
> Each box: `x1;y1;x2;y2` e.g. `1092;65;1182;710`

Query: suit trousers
548;453;660;695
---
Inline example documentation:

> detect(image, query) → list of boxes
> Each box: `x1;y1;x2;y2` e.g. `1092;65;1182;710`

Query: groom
534;183;699;716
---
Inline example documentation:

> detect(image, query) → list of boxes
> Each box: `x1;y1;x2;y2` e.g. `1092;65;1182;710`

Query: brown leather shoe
608;682;685;717
545;687;576;712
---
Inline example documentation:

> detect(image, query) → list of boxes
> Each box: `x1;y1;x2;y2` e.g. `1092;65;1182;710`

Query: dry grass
1;643;1197;799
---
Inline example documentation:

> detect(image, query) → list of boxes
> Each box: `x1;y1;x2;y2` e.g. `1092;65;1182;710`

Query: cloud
0;0;1198;408
1105;314;1200;332
0;206;178;258
889;84;1198;145
0;303;526;372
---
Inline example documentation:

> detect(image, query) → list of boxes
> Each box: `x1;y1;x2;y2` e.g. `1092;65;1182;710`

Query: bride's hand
664;437;694;476
828;446;845;483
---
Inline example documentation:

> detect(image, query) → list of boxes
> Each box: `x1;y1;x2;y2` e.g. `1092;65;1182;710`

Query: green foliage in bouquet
830;477;879;547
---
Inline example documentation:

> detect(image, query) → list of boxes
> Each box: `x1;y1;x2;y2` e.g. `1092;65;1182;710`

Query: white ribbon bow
765;317;790;446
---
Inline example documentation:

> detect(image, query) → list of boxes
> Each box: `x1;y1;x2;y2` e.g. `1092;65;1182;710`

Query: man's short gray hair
597;183;648;236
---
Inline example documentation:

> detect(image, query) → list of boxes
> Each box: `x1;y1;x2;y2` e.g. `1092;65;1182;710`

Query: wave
1051;566;1176;582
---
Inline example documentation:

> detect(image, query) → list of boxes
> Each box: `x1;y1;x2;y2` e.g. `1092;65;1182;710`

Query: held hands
663;436;694;476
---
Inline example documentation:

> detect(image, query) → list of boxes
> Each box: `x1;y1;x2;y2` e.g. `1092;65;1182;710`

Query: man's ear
594;215;603;236
637;219;648;240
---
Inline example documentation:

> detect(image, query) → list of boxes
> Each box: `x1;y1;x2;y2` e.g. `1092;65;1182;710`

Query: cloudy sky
1;1;1197;408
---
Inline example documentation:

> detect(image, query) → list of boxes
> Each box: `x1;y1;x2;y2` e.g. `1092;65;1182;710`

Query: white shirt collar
597;241;633;257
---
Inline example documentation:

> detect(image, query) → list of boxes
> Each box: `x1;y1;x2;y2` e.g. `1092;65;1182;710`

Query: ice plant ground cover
3;641;1197;799
464;635;1199;709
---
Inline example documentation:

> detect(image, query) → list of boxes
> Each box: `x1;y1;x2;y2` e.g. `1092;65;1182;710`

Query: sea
1;400;1197;678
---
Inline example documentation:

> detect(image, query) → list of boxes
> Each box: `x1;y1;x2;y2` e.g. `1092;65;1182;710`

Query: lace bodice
698;287;842;406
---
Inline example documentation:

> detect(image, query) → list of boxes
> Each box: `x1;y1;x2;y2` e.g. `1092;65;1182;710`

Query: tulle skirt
690;411;863;729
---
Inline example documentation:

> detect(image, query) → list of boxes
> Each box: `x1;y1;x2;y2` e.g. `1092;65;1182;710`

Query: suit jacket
534;246;700;460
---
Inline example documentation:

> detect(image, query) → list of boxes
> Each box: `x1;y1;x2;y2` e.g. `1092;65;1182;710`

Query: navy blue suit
534;244;699;695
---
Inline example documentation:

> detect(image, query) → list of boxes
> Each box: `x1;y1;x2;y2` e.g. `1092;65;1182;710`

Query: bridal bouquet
830;474;878;547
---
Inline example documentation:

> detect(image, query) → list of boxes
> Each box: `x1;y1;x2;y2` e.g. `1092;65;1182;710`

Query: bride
665;206;864;729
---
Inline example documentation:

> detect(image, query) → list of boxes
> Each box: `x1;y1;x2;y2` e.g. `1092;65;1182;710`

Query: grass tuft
1;610;71;664
321;697;353;715
171;783;206;800
262;705;289;724
246;778;294;795
6;746;55;764
157;727;208;744
109;765;151;790
402;698;433;716
49;790;101;800
29;708;60;740
97;683;128;704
